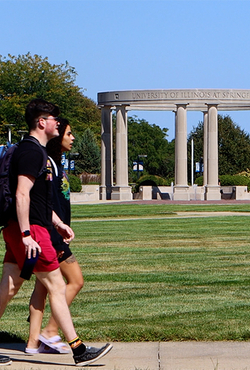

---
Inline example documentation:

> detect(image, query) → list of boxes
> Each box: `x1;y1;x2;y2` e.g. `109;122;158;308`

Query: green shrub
195;174;250;191
219;175;250;191
164;177;175;186
68;174;82;192
194;176;203;186
135;175;169;192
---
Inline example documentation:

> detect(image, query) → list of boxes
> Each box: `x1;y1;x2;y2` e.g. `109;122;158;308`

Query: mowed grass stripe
1;206;250;342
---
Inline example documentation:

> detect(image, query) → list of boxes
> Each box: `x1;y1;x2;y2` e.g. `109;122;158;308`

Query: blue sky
1;0;250;140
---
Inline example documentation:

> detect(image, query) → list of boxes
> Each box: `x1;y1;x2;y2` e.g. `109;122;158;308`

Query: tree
0;53;101;144
72;128;101;174
127;116;175;181
188;115;250;178
218;115;250;175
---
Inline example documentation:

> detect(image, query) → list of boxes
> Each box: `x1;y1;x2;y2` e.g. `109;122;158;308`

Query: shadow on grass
0;331;25;343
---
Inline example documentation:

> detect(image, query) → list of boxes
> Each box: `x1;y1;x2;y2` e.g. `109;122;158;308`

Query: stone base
70;185;100;203
235;186;250;200
205;186;221;201
111;186;133;201
173;186;190;201
139;186;152;200
100;185;112;200
189;185;205;201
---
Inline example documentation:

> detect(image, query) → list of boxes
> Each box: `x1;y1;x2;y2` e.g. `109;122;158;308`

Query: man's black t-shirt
10;137;53;230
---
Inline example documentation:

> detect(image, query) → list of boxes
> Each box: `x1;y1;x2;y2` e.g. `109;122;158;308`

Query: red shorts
3;220;59;273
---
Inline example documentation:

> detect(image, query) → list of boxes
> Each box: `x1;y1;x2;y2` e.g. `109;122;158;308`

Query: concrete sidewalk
1;341;250;369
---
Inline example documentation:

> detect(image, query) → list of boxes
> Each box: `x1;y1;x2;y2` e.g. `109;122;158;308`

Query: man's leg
27;257;84;353
35;267;78;342
41;257;84;339
35;268;112;365
0;262;24;367
26;278;47;350
0;263;23;318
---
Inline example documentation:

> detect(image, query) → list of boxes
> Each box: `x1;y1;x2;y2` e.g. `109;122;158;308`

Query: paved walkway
1;341;250;369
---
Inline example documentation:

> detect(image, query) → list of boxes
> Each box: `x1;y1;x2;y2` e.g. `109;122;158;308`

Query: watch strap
21;230;31;237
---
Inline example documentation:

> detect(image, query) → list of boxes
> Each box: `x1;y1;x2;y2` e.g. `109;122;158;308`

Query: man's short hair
25;98;60;130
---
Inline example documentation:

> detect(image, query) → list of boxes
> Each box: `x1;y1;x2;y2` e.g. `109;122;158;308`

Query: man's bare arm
16;174;42;258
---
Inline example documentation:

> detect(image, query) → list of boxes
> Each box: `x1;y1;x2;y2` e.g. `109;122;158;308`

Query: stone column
111;105;132;200
173;104;190;200
100;106;113;200
205;104;221;200
203;111;208;187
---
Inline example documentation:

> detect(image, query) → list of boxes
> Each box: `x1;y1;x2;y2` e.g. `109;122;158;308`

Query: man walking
0;99;112;366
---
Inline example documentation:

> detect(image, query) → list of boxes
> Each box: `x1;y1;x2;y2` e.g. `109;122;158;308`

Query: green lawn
70;202;250;219
1;203;250;342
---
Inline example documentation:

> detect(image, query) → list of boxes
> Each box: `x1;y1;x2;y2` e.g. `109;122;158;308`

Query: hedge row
195;175;250;191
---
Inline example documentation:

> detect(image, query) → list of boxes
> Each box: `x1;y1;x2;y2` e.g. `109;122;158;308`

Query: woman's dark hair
46;118;69;163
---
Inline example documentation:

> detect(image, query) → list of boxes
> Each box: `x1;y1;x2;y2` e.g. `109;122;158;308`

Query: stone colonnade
98;89;250;201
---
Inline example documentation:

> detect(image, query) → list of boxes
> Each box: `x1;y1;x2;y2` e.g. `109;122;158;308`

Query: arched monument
98;89;250;201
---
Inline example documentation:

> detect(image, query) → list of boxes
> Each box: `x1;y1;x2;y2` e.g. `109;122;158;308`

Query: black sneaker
74;343;113;366
0;355;12;366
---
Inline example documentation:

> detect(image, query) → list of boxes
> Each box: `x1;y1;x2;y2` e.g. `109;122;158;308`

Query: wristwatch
21;230;31;237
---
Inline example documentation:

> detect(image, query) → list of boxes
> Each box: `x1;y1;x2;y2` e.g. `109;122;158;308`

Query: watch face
22;230;31;237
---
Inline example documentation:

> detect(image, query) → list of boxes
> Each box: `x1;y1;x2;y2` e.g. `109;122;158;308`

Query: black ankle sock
69;337;86;356
72;343;86;356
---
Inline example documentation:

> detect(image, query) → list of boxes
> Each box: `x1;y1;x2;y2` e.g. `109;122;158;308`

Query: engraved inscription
98;89;250;109
131;90;250;101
